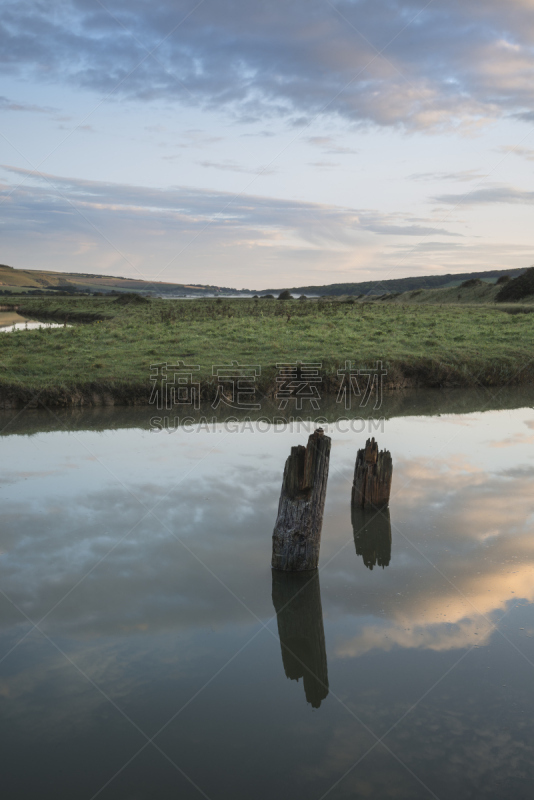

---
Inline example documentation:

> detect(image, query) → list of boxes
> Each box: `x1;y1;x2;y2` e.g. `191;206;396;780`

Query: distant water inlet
0;310;70;332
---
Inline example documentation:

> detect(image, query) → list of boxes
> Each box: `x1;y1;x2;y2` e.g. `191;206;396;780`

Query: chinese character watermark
275;362;322;410
149;359;386;414
212;361;262;410
149;361;201;410
336;360;386;410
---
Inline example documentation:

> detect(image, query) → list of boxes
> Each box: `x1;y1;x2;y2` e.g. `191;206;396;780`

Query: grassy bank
1;296;534;408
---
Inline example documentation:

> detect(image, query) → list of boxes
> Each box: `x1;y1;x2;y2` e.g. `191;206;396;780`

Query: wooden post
272;569;329;708
352;506;392;570
351;437;392;508
271;428;331;571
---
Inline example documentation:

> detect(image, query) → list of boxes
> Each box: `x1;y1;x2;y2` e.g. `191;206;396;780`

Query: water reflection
3;405;534;797
352;506;392;570
3;385;534;435
272;570;329;708
0;311;69;332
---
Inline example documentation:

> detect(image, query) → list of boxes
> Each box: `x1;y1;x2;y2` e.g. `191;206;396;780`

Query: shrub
114;292;150;305
496;267;534;302
496;275;511;285
460;278;482;289
278;290;293;300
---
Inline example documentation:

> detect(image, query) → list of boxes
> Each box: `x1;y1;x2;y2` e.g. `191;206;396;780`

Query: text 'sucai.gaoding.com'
149;416;386;434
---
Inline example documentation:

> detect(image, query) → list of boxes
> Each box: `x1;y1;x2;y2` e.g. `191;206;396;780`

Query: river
1;390;534;799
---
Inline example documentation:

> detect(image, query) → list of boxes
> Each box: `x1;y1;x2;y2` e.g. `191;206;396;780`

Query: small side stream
0;310;70;332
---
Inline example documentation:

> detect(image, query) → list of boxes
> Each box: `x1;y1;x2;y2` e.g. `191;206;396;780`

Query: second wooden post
351;437;392;508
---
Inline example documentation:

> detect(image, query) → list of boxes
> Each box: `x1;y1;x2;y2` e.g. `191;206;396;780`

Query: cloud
434;185;534;205
0;95;56;114
364;223;459;237
58;122;95;132
197;159;278;175
3;433;534;651
325;451;534;660
176;129;224;148
307;160;340;169
0;163;372;241
310;702;534;798
410;169;488;183
2;1;534;131
384;238;534;276
514;110;534;123
0;164;459;284
497;145;534;161
307;136;358;154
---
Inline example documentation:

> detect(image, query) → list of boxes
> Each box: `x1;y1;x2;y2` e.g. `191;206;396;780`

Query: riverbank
1;296;534;408
2;385;534;436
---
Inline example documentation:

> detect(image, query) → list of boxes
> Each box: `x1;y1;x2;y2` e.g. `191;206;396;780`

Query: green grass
1;295;534;405
385;280;534;306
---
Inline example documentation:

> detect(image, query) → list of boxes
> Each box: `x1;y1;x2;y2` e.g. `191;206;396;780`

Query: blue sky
1;0;534;289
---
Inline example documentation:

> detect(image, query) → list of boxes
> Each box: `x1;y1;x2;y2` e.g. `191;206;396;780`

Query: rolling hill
0;263;528;298
0;264;241;295
259;268;526;297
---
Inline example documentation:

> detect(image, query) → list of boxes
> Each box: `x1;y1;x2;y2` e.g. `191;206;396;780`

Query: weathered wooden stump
351;437;392;508
272;569;329;708
271;428;331;571
352;506;392;570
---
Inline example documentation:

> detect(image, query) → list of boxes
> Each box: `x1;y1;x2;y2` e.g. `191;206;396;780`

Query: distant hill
0;262;527;298
0;264;245;295
262;268;526;297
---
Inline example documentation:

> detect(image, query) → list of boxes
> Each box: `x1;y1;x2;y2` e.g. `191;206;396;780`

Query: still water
1;394;534;799
0;310;68;332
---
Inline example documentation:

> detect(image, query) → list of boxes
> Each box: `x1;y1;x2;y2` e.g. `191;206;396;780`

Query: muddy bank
2;385;534;436
1;358;533;410
0;303;107;323
14;306;109;324
0;382;150;410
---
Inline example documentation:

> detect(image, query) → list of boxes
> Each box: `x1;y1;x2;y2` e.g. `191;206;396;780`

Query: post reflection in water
352;506;392;570
271;570;329;708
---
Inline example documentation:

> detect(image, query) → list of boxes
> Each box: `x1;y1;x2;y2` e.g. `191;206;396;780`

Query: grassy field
1;295;534;407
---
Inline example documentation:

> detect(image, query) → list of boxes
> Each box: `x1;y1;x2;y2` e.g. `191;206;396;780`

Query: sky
1;0;534;290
